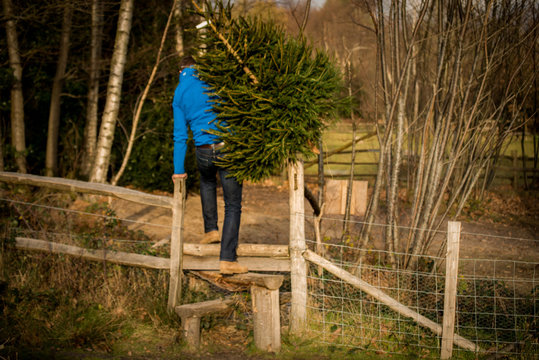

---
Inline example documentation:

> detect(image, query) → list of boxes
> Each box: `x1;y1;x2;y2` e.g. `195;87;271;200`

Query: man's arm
172;84;189;176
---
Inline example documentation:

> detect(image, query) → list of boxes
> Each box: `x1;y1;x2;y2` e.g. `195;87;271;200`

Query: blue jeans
195;147;242;262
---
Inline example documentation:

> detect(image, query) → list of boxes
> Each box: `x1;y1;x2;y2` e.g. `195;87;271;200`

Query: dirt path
110;182;538;278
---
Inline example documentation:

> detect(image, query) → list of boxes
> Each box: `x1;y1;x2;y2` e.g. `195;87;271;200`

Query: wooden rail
0;172;172;208
14;237;291;272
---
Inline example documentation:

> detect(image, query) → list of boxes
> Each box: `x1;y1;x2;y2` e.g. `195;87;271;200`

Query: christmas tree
192;1;345;182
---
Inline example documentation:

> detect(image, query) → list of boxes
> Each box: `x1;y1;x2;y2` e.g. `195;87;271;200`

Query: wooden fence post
512;150;518;188
168;177;186;312
252;285;281;352
441;221;461;359
288;159;307;334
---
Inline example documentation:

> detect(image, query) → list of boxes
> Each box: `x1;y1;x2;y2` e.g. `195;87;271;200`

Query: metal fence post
168;177;186;312
441;221;461;359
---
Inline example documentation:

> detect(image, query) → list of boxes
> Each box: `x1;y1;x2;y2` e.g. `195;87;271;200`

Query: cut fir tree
192;0;346;182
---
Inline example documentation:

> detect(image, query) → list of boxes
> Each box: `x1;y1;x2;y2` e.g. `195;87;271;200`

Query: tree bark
3;0;27;173
89;0;134;183
45;2;73;177
174;0;185;57
81;0;104;178
112;0;177;186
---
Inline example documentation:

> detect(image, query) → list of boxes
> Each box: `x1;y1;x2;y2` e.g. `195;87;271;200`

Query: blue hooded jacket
172;66;222;174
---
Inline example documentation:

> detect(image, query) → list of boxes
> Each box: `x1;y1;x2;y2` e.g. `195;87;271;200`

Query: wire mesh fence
303;215;538;359
2;188;538;358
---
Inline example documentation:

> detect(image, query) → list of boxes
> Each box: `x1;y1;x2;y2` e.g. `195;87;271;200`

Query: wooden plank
324;179;368;216
15;237;290;272
303;250;481;353
441;221;461;359
15;237;169;269
175;298;234;318
194;271;284;290
168;178;186;312
304;132;377;168
183;255;290;272
184;243;289;258
252;286;281;352
175;298;234;349
288;160;307;334
0;171;172;208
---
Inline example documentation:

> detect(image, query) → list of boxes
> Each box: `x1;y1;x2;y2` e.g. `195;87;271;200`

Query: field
308;122;538;186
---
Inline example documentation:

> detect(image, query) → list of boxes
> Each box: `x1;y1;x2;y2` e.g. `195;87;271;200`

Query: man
172;56;247;275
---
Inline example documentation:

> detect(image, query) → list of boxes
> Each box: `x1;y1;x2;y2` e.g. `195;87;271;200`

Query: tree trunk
111;0;177;186
89;0;134;183
174;0;185;57
45;2;73;177
0;125;4;171
81;0;104;178
3;0;27;173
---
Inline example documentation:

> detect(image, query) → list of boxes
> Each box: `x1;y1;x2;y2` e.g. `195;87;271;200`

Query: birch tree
111;0;177;186
45;1;73;177
89;0;134;183
81;0;103;178
3;0;27;173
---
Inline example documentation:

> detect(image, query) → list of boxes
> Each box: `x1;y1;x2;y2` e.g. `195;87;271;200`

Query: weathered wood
182;317;201;349
288;160;307;334
252;285;281;352
304;132;377;168
175;298;234;348
194;271;284;290
183;256;290;272
14;237;290;272
168;178;186;312
15;237;170;269
441;221;461;359
184;243;289;258
324;179;368;217
175;298;234;318
0;171;172;208
303;250;482;353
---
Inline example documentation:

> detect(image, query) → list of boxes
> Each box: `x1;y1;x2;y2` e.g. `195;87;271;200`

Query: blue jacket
172;66;221;174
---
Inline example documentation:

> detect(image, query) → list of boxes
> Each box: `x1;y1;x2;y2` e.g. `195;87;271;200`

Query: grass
307;121;537;187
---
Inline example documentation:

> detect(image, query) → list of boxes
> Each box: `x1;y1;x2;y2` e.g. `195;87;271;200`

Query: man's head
180;56;195;71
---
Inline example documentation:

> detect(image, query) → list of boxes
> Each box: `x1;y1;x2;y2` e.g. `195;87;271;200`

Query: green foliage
194;1;347;182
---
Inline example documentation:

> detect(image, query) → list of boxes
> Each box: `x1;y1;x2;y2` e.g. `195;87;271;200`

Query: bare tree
3;0;27;173
355;0;537;269
89;0;134;183
81;0;104;178
45;1;73;177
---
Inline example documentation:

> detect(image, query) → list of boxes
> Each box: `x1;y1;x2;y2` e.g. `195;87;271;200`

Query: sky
312;0;326;8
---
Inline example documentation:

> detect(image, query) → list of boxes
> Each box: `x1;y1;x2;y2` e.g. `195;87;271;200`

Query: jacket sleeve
172;84;188;174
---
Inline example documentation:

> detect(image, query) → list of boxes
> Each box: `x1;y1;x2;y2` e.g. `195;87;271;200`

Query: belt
197;142;225;150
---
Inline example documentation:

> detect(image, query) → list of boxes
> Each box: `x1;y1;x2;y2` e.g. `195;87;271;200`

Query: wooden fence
1;169;484;358
305;145;537;187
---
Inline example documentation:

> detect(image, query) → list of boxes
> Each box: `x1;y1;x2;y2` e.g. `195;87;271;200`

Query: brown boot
220;261;248;274
201;230;220;244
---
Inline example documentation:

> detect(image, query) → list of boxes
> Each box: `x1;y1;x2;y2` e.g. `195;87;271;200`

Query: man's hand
172;173;188;183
